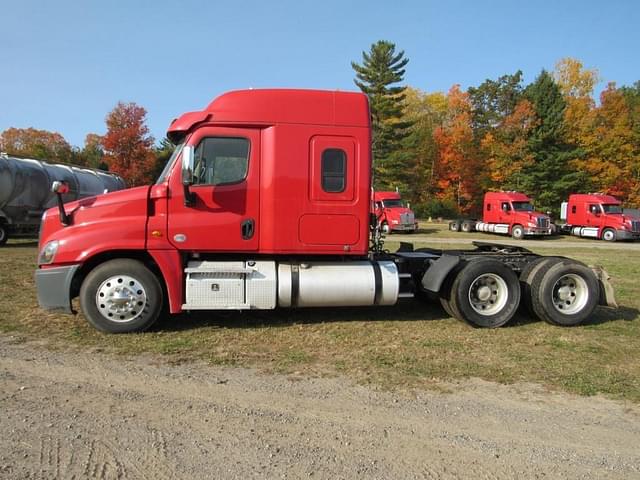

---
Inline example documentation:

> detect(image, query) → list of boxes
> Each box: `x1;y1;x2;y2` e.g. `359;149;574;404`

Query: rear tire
0;223;8;246
520;257;563;315
530;261;599;326
461;221;473;233
602;228;616;242
448;259;521;328
449;221;460;232
80;259;163;333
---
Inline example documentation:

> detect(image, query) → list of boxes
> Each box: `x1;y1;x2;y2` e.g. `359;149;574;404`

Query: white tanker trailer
0;153;126;245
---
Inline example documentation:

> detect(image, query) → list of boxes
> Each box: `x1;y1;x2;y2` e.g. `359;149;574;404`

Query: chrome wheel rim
552;273;588;315
468;273;508;316
96;275;147;323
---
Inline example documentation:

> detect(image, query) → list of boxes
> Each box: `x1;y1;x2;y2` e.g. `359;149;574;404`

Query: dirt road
1;334;639;479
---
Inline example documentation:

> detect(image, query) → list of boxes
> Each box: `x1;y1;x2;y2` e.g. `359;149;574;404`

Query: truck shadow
155;299;449;332
3;240;39;248
154;300;637;332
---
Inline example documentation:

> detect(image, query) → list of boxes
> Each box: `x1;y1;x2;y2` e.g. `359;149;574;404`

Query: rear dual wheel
520;257;598;326
440;259;521;328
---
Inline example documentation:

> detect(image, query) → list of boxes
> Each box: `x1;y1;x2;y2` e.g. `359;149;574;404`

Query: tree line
2;41;638;218
0;103;174;187
353;41;640;217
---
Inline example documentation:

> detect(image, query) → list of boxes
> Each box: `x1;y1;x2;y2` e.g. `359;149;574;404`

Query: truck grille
537;217;550;229
632;220;640;233
400;212;415;225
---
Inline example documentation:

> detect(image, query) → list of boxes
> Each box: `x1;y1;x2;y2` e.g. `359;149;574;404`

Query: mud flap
590;265;617;308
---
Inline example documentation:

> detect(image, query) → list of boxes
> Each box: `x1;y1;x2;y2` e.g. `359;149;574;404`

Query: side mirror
181;145;195;186
51;180;70;194
181;145;196;207
51;181;70;226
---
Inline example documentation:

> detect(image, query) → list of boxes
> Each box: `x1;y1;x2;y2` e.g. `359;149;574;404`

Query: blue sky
1;0;638;147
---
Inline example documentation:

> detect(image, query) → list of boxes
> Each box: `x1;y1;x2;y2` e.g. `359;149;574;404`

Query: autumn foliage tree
102;102;156;186
433;85;483;215
0;127;73;163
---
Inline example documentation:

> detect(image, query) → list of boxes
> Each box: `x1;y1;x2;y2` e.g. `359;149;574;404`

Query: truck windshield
382;199;403;208
155;141;185;184
602;204;623;214
512;202;534;212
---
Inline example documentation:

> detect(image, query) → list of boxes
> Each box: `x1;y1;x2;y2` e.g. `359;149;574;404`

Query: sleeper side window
321;149;346;193
193;137;249;186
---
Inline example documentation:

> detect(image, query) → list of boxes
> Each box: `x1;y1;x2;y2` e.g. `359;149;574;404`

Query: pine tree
351;40;412;190
521;70;586;215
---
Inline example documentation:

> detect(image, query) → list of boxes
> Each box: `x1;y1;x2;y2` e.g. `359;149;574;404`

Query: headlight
38;240;59;264
392;220;399;224
527;222;537;227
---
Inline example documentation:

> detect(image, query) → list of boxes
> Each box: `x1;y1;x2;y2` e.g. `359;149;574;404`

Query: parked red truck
373;191;418;233
35;89;614;332
450;192;552;239
559;193;640;241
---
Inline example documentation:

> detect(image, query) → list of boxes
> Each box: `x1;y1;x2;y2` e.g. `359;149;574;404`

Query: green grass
1;230;639;402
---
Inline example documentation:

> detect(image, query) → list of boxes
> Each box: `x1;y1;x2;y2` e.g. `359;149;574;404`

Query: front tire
511;224;524;240
381;222;391;234
602;228;616;242
448;259;521;328
79;259;163;333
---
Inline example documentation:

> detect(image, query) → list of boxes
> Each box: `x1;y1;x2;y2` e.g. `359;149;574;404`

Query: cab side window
193;137;249;186
321;149;346;193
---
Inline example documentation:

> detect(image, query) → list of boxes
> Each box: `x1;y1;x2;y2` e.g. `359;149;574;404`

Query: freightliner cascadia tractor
558;193;640;242
35;89;615;333
450;192;552;240
373;191;418;233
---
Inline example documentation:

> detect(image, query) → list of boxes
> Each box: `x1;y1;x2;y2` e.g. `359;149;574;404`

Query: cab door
586;203;601;228
167;127;260;252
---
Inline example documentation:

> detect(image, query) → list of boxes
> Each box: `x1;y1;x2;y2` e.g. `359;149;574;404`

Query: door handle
241;218;255;240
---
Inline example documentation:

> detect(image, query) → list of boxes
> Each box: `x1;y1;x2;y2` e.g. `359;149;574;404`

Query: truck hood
515;212;548;221
39;186;150;252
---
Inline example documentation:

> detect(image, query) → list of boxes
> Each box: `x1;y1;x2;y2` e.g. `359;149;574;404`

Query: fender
421;254;460;293
148;249;184;314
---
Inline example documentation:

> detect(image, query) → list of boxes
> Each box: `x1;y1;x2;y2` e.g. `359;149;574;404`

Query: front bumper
35;264;80;313
616;229;640;241
524;227;552;236
391;223;419;232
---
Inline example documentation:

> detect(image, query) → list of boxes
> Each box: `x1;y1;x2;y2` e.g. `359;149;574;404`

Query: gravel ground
1;334;639;479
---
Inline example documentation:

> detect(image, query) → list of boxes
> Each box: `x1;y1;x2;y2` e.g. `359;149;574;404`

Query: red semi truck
450;192;552;240
559;194;640;242
35;89;614;332
373;191;418;233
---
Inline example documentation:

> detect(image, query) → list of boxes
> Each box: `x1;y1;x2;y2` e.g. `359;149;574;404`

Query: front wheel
511;224;524;240
448;259;521;328
79;259;163;333
602;228;616;242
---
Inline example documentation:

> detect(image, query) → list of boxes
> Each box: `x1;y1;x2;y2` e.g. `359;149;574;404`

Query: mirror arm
51;181;71;226
183;184;195;207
